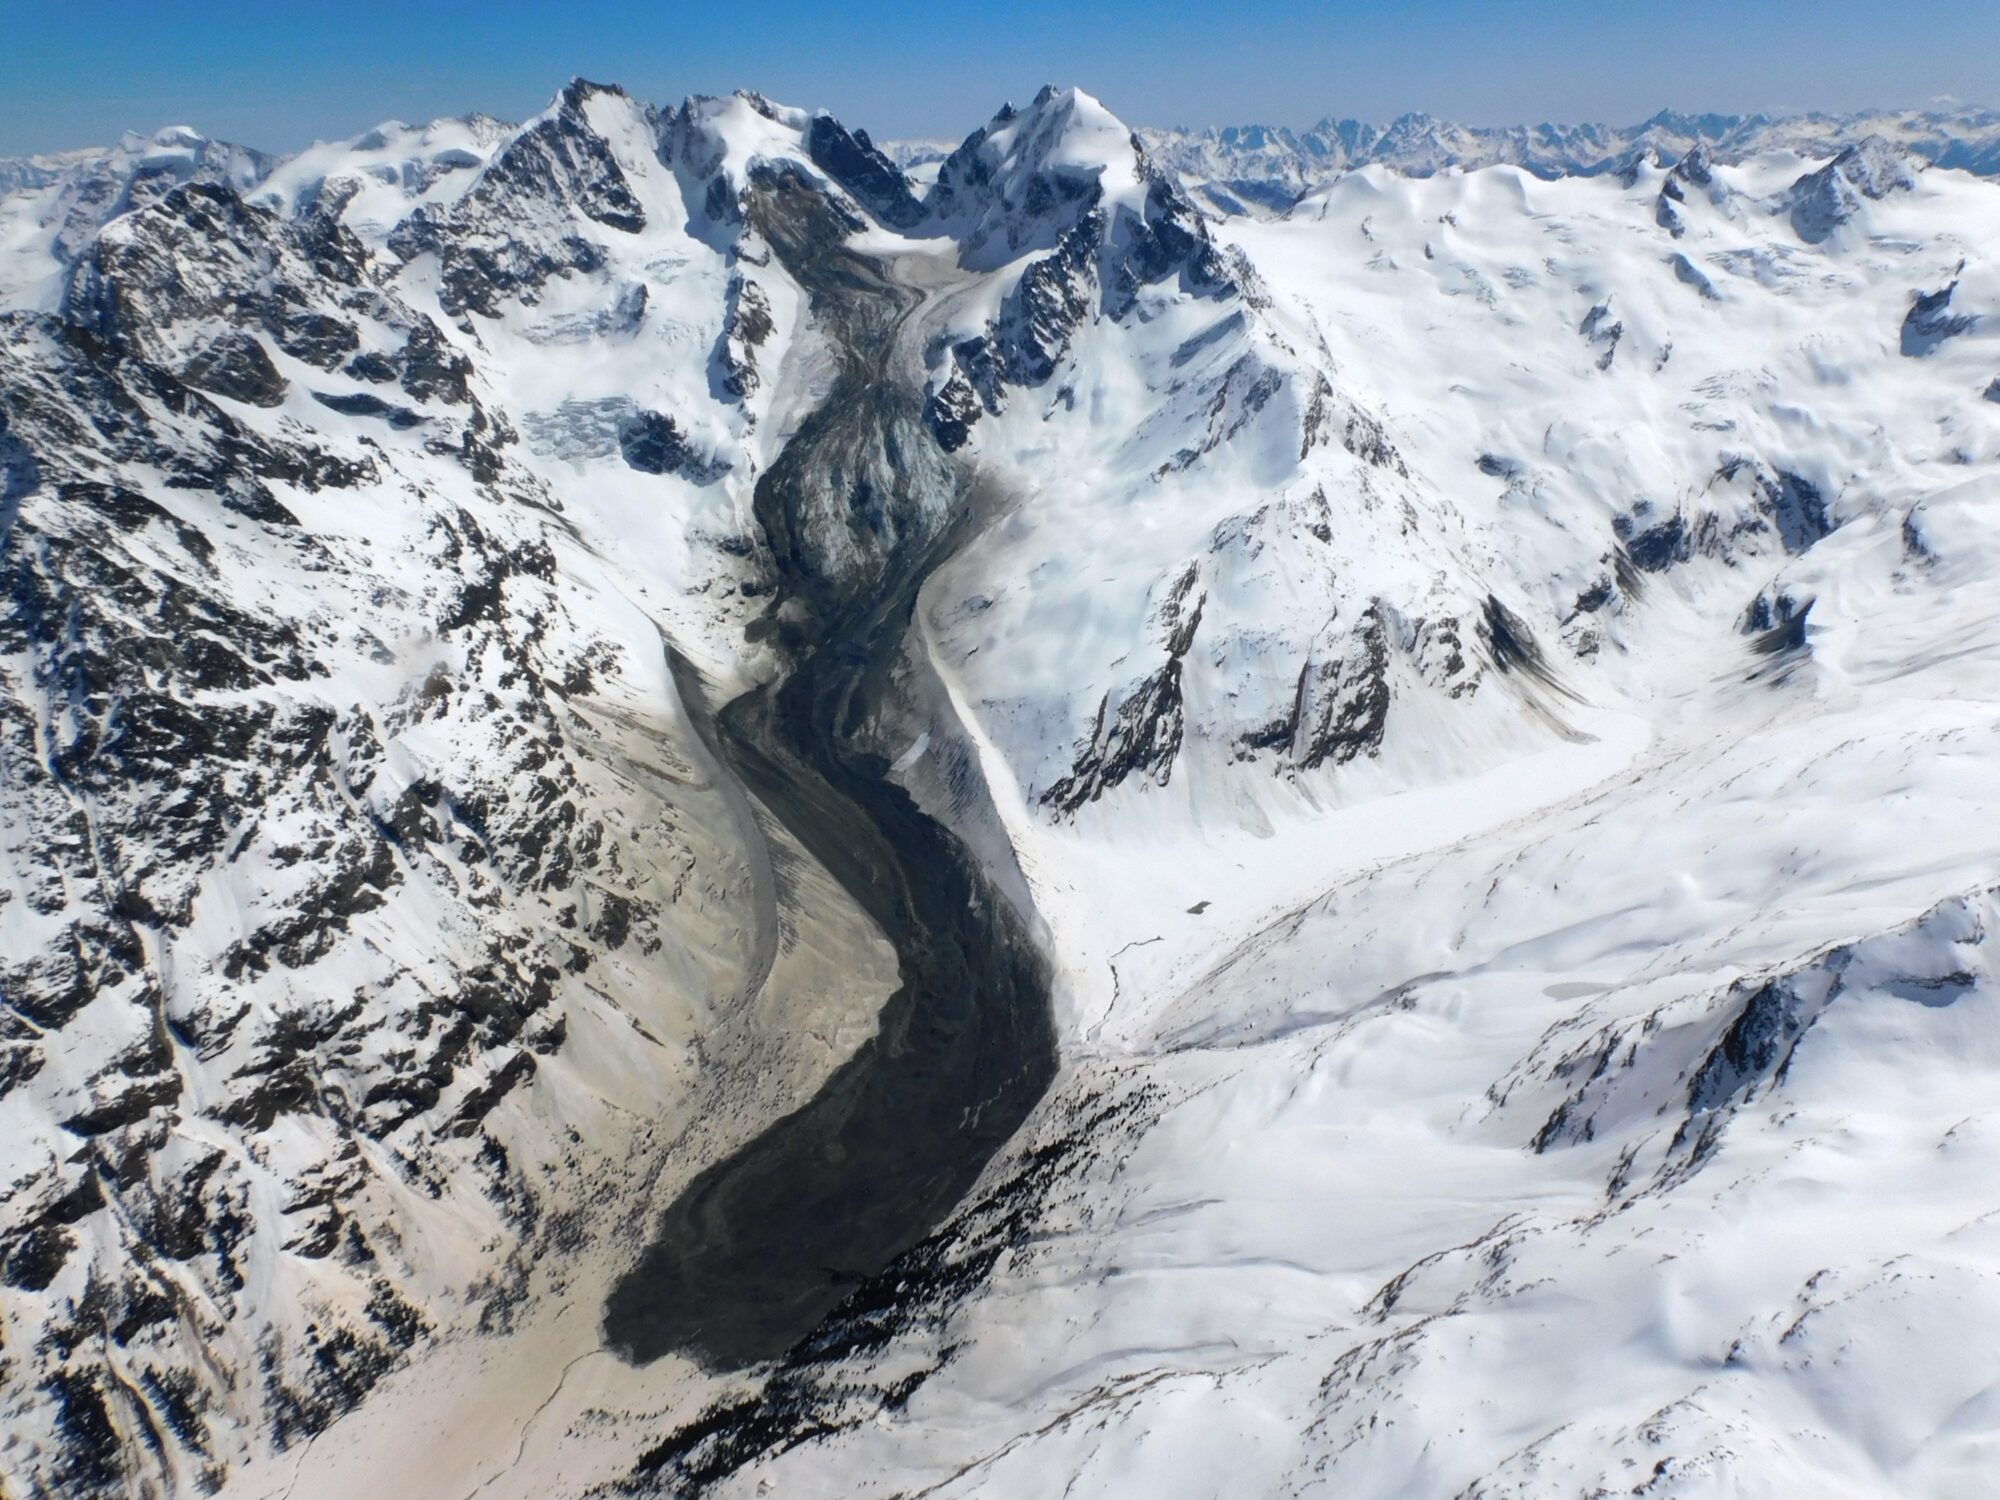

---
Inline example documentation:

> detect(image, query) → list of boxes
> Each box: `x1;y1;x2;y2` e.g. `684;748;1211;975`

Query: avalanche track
602;176;1057;1371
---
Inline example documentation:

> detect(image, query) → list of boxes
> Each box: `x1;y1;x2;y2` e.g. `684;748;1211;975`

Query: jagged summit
1787;133;1921;241
927;84;1150;265
803;109;926;229
557;74;629;108
1642;106;1768;138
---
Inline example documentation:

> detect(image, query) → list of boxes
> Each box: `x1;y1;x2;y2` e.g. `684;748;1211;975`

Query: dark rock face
1232;612;1392;776
1107;175;1236;312
922;103;1016;240
1743;591;1814;660
183;330;289;406
64;181;370;375
993;213;1100;386
1698;461;1829;556
714;272;774;400
312;390;428;427
1155;354;1285;477
921;356;984;453
1282;607;1393;771
1674;142;1716;188
1788;138;1917;243
1621;509;1700;572
1044;658;1190;811
806;114;926;230
1579;300;1623;370
922;196;1235;445
344;349;399;382
1654;145;1716;237
1301;371;1405;474
1203;585;1551;790
922;334;1006;452
921;94;1238;451
1045;565;1205;810
1669;252;1719;300
54;173;481;458
1617;461;1829;577
616;408;692;474
1756;467;1830;552
399;317;474;404
1686;978;1821;1122
1531;889;1992;1203
386;83;649;318
1478;594;1563;691
1902;280;1978;357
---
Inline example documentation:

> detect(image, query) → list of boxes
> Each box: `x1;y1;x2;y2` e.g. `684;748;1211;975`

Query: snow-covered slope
0;127;270;309
3;76;1999;1500
0;79;901;1495
1129;104;2000;217
620;141;2000;1498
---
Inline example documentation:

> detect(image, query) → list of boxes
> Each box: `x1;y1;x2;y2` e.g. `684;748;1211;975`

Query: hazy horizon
8;81;1999;163
6;0;1997;158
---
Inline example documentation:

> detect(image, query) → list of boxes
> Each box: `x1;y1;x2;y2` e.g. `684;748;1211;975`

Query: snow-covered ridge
14;100;1999;270
1117;103;2000;215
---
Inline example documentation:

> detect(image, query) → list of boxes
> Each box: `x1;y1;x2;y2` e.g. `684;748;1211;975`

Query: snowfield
2;77;1999;1500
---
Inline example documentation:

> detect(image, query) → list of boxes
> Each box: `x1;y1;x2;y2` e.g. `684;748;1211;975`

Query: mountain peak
557;76;629;113
928;84;1147;260
1008;85;1140;173
1829;133;1920;190
916;87;1168;272
1788;133;1919;242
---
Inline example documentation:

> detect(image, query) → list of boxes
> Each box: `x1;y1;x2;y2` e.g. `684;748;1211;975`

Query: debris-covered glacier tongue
601;162;1056;1370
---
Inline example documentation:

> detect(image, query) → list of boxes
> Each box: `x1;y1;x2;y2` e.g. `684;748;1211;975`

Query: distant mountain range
884;105;2000;214
12;105;1999;230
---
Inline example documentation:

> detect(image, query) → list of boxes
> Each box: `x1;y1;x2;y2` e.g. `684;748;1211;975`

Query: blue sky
4;0;1996;156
